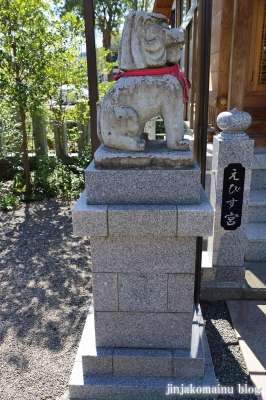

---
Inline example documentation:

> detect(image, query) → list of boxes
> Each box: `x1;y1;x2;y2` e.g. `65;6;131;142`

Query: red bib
114;64;191;102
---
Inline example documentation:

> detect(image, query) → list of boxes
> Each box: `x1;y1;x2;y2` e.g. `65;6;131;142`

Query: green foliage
48;14;87;106
97;47;116;77
126;0;154;11
29;141;92;200
98;81;115;100
0;104;22;157
0;1;109;206
0;0;55;113
156;118;165;134
31;156;85;200
59;0;127;37
75;142;93;171
0;142;93;210
0;0;89;192
0;183;21;211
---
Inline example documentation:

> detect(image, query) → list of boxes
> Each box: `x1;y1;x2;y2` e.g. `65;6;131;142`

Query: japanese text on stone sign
221;164;245;230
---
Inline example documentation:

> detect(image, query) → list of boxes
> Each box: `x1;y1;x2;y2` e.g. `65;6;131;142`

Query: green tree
59;0;153;61
0;0;59;194
0;1;89;193
47;12;88;162
126;0;154;11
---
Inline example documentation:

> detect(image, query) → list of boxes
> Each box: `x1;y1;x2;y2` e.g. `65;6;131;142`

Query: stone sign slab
221;163;245;230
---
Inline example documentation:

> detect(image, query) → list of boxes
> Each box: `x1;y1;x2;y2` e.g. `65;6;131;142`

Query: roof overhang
153;0;173;20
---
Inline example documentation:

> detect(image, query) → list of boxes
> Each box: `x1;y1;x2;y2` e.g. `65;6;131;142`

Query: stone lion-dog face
97;11;187;152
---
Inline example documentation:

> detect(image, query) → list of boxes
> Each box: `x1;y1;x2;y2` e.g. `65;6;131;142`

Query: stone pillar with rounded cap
204;108;254;287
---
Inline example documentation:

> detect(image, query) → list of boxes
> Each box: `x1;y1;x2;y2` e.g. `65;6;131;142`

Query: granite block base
90;236;196;274
85;160;201;205
68;303;217;400
72;188;213;238
94;310;192;349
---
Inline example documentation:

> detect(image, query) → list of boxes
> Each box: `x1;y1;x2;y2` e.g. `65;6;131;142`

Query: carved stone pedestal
69;142;217;399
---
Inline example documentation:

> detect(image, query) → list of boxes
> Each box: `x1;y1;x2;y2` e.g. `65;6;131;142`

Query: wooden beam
153;7;172;18
84;0;100;156
228;0;252;110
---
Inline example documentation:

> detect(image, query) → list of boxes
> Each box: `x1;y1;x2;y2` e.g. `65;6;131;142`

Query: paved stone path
227;300;266;400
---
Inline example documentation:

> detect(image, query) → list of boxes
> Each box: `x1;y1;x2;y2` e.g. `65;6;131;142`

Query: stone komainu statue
97;11;191;152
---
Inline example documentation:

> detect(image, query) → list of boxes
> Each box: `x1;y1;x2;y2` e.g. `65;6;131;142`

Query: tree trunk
57;121;65;163
19;108;32;195
103;31;113;81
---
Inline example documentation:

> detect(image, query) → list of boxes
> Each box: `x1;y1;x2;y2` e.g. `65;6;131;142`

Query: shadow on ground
0;199;92;400
202;301;258;400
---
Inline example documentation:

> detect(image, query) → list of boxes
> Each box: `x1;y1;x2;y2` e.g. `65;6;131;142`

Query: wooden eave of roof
153;0;173;20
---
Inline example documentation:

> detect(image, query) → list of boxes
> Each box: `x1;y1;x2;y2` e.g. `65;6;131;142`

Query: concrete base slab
94;141;194;169
68;303;217;399
226;300;266;400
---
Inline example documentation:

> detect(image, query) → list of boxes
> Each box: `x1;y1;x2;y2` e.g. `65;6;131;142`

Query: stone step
245;223;266;261
248;190;266;222
251;149;266;190
81;304;204;379
68;303;217;399
251;169;266;190
69;364;218;400
83;347;204;379
253;148;266;168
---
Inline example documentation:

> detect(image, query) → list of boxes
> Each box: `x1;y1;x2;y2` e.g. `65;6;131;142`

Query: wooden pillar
214;0;234;119
84;0;100;156
228;0;252;110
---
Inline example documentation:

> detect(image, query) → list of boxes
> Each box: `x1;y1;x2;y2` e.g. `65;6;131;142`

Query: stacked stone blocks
70;143;215;398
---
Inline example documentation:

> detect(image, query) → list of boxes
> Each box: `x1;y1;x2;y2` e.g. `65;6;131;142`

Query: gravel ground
0;200;258;400
0;200;92;400
202;302;257;400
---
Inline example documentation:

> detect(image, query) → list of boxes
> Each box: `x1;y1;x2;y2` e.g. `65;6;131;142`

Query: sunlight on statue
97;11;192;152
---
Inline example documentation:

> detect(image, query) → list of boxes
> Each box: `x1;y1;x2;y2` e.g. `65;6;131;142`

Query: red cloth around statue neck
113;64;191;102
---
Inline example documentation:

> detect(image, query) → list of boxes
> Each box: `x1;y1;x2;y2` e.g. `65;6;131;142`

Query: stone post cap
217;108;252;140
